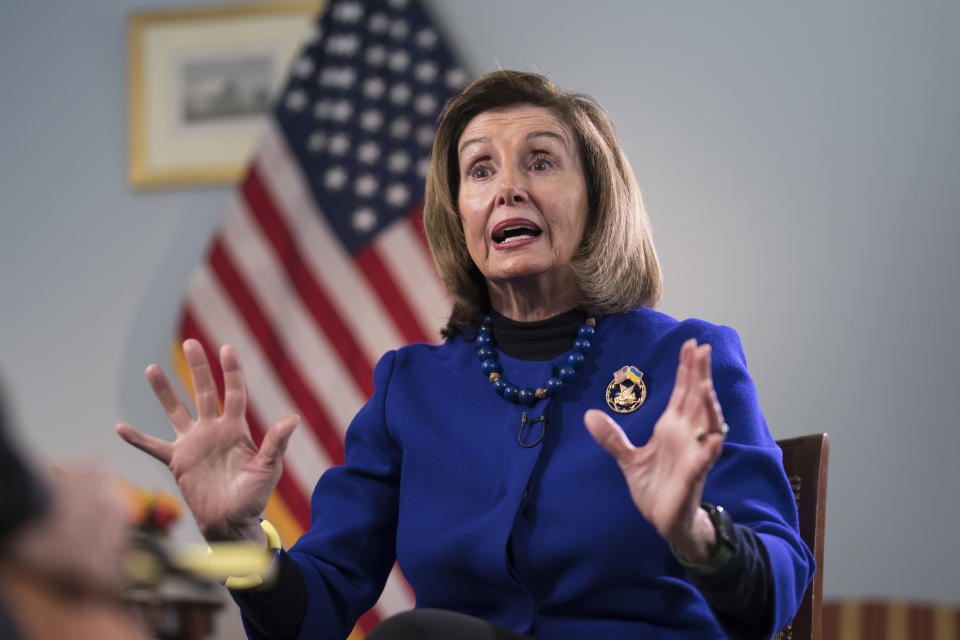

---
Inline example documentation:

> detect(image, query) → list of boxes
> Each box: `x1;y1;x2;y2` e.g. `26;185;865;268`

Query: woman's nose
497;188;527;206
496;169;528;206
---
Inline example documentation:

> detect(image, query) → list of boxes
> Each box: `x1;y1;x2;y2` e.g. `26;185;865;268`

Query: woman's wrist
670;504;739;575
201;518;268;547
669;507;718;565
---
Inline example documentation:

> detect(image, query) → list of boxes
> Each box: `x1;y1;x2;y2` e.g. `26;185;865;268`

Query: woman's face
456;104;589;292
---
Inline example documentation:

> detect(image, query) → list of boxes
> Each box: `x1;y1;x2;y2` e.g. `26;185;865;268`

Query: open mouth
491;220;543;244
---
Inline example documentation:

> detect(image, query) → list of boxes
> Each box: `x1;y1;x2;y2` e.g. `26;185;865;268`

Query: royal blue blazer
280;307;814;639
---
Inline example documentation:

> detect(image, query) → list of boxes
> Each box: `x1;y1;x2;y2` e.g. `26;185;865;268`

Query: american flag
171;0;467;634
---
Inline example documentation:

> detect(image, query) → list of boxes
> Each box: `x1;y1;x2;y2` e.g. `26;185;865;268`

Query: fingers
695;432;725;470
696;379;726;433
666;339;696;413
184;339;220;420
584;409;636;463
146;364;193;435
258;415;300;467
115;423;174;465
689;343;725;436
220;344;247;419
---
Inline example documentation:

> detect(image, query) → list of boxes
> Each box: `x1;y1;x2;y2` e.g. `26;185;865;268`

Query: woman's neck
486;272;580;322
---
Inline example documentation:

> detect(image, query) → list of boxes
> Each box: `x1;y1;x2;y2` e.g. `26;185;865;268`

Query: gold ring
694;426;706;442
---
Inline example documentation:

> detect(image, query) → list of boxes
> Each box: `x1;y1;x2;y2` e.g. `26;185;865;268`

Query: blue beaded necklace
477;313;597;405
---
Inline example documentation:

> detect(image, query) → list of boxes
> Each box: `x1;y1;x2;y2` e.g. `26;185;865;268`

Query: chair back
773;433;829;640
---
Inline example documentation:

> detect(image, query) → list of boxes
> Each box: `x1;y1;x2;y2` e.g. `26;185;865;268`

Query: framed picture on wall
127;1;322;189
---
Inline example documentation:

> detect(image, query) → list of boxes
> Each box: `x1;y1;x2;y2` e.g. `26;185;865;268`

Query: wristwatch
670;502;738;574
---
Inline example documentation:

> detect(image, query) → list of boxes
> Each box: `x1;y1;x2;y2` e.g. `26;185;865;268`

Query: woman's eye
532;156;552;171
468;165;491;179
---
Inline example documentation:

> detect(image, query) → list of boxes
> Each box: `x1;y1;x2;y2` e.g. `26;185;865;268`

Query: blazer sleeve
698;324;816;638
252;350;403;640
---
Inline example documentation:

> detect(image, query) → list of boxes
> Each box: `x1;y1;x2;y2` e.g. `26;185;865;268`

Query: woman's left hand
584;338;726;563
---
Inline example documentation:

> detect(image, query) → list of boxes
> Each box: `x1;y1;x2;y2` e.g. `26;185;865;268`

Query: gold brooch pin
605;365;647;413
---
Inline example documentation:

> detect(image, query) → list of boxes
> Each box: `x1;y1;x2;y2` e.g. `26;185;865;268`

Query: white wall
2;0;958;636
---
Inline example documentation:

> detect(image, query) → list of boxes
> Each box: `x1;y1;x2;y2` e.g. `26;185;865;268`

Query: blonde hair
424;70;662;337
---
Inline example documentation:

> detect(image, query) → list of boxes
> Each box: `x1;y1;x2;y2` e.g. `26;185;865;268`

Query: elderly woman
117;71;813;640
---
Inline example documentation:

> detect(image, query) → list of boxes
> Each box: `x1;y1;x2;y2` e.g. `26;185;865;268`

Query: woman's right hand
116;339;298;544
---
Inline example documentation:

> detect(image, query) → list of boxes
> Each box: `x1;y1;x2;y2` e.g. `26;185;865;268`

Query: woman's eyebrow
458;136;490;156
525;130;568;147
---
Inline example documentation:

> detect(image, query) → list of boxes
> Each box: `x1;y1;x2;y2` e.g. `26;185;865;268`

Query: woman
117;71;813;639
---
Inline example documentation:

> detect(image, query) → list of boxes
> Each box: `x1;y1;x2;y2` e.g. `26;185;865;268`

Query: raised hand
116;339;298;544
585;338;726;563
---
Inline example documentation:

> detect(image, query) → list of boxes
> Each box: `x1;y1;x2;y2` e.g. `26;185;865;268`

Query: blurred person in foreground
0;386;145;639
118;70;814;639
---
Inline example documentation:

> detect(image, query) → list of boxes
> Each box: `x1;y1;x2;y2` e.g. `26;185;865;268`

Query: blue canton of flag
278;0;467;254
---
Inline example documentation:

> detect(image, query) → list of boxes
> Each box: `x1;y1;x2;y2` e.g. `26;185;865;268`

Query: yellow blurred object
181;543;275;582
126;539;274;587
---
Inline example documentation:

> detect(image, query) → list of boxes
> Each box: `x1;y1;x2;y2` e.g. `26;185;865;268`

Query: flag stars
307;131;327;152
355;174;379;197
385;183;410;207
446;68;468;89
357;141;382;164
324;167;349;190
285;89;308;112
390;83;411;105
320;66;357;89
306;26;323;45
363;76;386;100
325;33;361;56
366;45;387;66
388;50;411;72
387;0;409;9
330;100;353;122
368;12;389;34
416;28;437;49
312;100;332;119
416;125;435;146
389;117;411;138
352;207;378;233
414;61;438;83
293;56;315;79
387;150;411;173
389;20;409;41
327;134;351;156
332;1;363;23
360;109;384;131
414;93;437;117
417;158;430;178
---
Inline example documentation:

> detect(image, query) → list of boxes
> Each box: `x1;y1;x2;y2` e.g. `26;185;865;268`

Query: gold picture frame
127;1;322;189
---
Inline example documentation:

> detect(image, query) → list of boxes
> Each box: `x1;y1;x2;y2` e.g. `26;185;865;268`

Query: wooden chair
773;433;830;640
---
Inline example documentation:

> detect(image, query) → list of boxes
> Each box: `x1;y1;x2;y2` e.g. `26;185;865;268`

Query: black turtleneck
488;308;588;361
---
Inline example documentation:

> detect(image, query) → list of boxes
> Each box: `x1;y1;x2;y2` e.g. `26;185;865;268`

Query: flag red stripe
208;240;346;465
179;309;312;531
243;168;375;398
358;609;383;634
356;240;431;344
